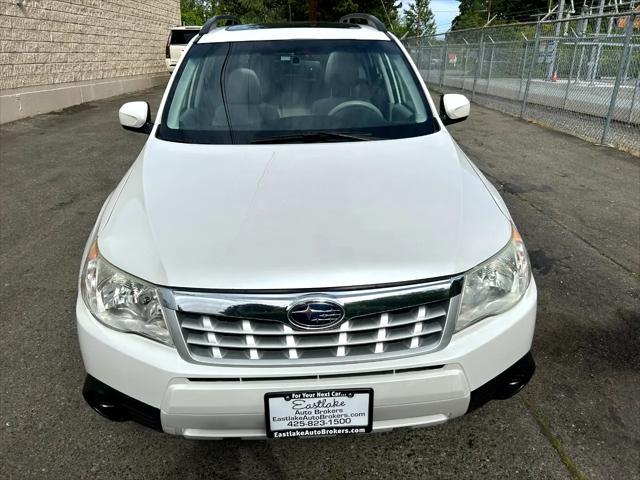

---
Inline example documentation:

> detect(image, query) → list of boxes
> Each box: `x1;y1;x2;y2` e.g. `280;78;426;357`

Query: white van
165;26;201;72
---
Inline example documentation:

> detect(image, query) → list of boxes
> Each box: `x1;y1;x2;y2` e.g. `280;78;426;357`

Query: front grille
175;299;450;363
161;277;461;365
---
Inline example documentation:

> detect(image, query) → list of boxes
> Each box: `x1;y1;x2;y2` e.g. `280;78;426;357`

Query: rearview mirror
119;101;153;134
439;94;470;126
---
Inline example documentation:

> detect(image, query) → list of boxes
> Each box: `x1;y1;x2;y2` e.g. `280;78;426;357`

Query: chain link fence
403;12;640;156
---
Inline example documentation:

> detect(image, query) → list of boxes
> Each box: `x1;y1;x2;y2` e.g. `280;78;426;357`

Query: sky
400;0;461;33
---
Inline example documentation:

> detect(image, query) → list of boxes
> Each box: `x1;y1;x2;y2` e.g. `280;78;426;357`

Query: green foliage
287;0;401;25
179;0;553;36
403;0;436;37
452;0;551;30
179;0;213;25
179;0;405;34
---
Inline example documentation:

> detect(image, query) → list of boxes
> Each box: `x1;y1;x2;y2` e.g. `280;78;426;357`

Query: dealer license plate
264;389;373;438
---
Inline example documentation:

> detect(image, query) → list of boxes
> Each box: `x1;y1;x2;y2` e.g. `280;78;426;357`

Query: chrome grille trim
178;303;447;335
182;315;443;349
160;277;463;366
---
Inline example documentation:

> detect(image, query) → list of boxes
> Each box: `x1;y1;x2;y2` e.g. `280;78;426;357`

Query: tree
403;0;436;37
451;0;551;30
180;0;213;25
180;0;405;34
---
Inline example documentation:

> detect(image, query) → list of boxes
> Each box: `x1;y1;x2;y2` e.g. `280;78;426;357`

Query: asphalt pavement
1;85;638;480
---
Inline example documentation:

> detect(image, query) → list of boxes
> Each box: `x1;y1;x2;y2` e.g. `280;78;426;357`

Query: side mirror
119;101;153;134
439;94;470;125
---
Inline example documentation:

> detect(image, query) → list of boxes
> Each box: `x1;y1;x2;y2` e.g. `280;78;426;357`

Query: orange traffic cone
552;71;558;82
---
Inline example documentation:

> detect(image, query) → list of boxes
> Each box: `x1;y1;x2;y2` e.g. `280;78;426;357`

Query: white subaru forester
77;14;536;439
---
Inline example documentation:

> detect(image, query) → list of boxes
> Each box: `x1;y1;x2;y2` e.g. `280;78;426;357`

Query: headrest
324;52;360;89
226;68;262;104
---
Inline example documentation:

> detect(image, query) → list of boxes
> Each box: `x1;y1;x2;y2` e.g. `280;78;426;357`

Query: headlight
80;240;173;346
456;225;531;332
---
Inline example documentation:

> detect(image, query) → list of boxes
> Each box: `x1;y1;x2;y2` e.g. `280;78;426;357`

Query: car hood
98;131;511;290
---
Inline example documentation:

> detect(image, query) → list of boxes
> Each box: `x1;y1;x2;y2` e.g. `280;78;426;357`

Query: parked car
79;14;536;439
165;26;200;72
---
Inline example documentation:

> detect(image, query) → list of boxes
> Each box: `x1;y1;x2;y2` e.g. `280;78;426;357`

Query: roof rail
200;15;241;35
339;13;386;32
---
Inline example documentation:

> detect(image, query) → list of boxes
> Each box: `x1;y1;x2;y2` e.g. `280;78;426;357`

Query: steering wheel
328;100;384;120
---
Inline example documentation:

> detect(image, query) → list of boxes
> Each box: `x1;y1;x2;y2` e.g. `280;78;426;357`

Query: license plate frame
264;388;373;438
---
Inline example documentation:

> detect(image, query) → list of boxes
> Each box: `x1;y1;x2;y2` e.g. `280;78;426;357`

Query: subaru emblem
287;299;345;330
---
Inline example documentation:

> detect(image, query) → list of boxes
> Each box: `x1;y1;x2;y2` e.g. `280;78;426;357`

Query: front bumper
77;280;537;438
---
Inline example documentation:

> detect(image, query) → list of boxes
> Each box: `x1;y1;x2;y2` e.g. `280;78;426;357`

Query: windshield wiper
250;131;380;144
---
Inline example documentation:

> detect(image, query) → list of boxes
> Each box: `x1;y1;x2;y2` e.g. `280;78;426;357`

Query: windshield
158;39;437;144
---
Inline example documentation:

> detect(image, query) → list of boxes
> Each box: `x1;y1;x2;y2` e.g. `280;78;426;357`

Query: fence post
440;42;447;87
518;34;529;100
576;43;585;82
601;15;635;145
563;38;579;109
426;41;433;84
463;38;469;91
472;30;485;100
521;20;542;118
487;36;495;94
622;44;633;82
